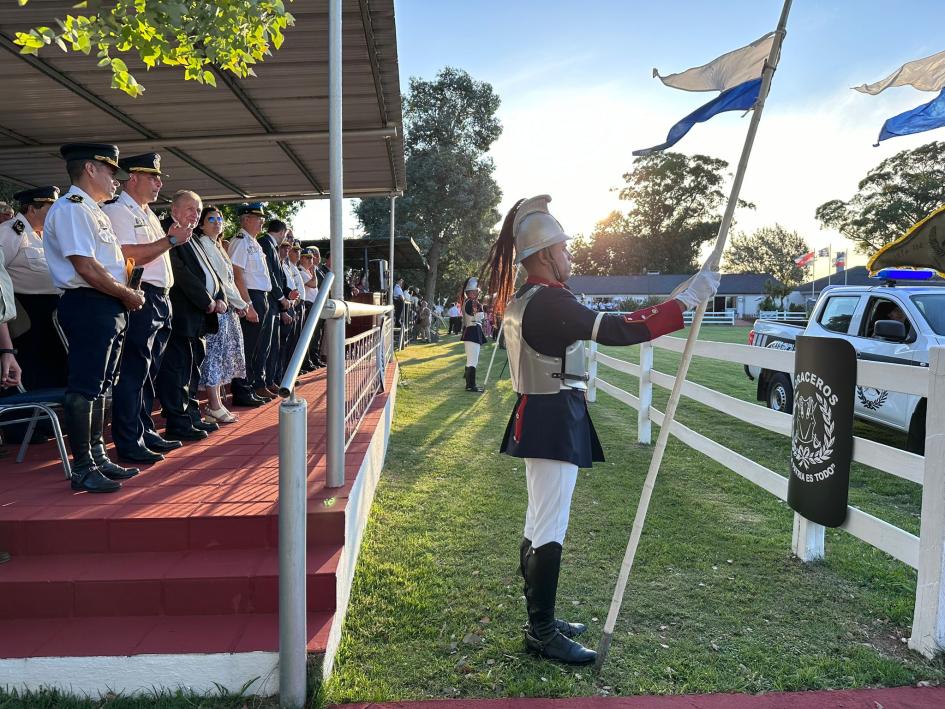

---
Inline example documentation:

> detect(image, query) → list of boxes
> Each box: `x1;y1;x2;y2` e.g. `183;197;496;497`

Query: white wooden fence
682;309;736;325
759;310;807;322
587;337;945;658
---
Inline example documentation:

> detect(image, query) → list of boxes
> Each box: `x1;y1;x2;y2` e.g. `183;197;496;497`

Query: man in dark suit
258;219;296;398
156;191;227;440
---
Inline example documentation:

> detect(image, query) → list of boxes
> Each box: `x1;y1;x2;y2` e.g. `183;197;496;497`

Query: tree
354;67;503;300
571;152;751;276
14;0;294;97
724;224;809;307
815;141;945;255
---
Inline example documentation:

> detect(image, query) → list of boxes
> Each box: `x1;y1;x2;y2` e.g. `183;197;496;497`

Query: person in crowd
416;299;431;342
227;203;270;407
44;143;144;493
272;238;298;382
0;186;66;393
447;300;461;335
156;191;226;441
481;195;720;665
104;153;189;463
392;276;405;326
196;205;247;424
0;202;13;224
306;246;327;367
297;249;319;372
284;241;309;373
1;247;23;475
259;219;295;399
460;277;486;392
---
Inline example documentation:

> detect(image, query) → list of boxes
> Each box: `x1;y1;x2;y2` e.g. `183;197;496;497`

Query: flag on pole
834;251;846;268
867;204;945;277
794;251;814;267
817;247;830;257
853;49;945;144
633;33;774;156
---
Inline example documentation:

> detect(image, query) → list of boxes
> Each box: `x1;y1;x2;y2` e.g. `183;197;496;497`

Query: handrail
279;270;335;398
322;299;394;320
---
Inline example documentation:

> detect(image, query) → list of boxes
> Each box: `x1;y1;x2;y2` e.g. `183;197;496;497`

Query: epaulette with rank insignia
103;196;119;204
12;220;24;235
68;194;83;203
234;232;244;238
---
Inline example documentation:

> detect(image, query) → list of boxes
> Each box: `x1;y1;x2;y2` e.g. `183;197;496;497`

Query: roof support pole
388;195;396;305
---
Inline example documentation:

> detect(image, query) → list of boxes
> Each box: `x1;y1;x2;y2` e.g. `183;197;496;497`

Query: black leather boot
466;366;483;393
520;537;587;639
523;542;596;664
63;393;121;493
90;398;138;480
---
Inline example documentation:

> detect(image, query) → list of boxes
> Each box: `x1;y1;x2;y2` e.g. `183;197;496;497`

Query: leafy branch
13;0;294;97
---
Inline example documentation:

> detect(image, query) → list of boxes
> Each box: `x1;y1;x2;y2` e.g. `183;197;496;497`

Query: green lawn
324;325;943;704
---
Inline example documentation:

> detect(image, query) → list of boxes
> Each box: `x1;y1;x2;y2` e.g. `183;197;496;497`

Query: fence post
586;341;598;403
909;346;945;658
791;513;825;562
638;342;653;444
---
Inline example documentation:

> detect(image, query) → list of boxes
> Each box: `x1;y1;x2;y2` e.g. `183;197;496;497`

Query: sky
294;0;945;278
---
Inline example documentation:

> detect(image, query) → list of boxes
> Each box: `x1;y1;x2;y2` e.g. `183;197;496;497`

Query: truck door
851;295;917;430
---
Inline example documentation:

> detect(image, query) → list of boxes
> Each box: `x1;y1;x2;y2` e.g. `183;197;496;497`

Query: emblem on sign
791;390;835;471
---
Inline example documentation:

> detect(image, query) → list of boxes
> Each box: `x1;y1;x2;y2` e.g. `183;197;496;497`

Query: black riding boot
63;393;121;493
90;398;139;481
524;542;596;664
466;366;483;393
520;537;586;639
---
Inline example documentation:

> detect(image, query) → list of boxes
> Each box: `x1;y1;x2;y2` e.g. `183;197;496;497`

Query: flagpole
827;245;832;287
595;0;793;672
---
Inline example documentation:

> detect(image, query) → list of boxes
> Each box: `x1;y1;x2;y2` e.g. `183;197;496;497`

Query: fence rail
683;309;735;325
759;310;807;322
587;336;945;658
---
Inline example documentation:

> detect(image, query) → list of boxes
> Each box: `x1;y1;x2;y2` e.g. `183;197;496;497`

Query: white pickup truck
745;283;945;453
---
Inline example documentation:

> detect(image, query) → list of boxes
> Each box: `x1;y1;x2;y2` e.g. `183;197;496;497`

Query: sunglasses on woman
206;216;223;223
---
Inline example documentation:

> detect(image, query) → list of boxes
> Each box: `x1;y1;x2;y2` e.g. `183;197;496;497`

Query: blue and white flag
854;50;945;144
634;33;774;157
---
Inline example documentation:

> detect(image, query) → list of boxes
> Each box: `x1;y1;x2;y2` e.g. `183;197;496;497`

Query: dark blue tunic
461;298;487;345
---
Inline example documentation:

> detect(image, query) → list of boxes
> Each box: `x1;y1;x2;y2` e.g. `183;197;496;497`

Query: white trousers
464;341;480;367
524;457;579;548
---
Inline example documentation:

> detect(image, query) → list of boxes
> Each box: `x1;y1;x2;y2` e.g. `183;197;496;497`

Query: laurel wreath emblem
792;392;835;470
856;386;889;411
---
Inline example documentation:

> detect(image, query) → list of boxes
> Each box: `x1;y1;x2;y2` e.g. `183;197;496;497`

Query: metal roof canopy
0;0;405;202
302;235;428;271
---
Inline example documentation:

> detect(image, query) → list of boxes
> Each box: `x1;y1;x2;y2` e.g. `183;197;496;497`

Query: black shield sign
787;336;857;527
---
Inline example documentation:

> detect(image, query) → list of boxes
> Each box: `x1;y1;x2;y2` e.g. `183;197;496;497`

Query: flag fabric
795;251;814;268
867;205;945;277
876;88;945;144
834;252;846;268
817;247;830;258
853;49;945;95
634;34;773;156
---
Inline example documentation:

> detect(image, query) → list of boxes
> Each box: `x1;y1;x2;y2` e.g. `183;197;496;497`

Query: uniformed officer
44;143;146;493
483;195;720;664
103;153;191;463
0;186;67;392
260;219;296;397
227;202;271;407
460;276;487;392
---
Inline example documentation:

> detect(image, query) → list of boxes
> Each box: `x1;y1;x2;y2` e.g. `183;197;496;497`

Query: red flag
794;251;814;267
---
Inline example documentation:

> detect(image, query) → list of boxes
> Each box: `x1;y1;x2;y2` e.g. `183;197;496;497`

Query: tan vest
503;284;588;395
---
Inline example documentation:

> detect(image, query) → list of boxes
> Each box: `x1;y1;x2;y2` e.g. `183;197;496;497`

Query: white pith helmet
512;195;569;264
464;276;480;293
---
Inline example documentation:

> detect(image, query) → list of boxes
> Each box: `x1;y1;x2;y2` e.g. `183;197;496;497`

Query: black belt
141;283;171;296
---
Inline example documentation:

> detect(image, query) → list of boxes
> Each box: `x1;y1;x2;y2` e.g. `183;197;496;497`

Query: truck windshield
911;294;945;335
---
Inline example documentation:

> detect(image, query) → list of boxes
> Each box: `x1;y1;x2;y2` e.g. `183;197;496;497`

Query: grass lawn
324;325;944;704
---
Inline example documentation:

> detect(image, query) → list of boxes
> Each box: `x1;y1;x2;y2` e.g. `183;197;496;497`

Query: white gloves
674;270;721;310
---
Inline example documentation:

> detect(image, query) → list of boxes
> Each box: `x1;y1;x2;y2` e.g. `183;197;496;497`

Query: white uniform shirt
227;229;271;292
102;190;172;289
288;260;306;300
448;304;460;318
0;215;59;294
392;283;404;300
0;250;15;324
281;259;297;302
44;185;126;289
299;266;317;303
199;234;247;310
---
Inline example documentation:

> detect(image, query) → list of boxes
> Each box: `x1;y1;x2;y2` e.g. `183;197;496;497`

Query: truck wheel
907;400;926;455
767;373;793;414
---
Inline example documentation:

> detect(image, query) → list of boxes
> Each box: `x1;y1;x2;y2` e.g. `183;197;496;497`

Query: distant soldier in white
0;186;66;392
481;195;719;664
460;276;486;392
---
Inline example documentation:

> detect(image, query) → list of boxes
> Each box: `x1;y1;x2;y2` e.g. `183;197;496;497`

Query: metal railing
343;320;392;447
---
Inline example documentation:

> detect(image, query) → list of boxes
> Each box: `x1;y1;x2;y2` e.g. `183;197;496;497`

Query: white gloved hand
674;270;721;310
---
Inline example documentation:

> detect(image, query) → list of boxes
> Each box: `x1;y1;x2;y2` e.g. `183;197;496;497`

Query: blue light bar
871;268;936;281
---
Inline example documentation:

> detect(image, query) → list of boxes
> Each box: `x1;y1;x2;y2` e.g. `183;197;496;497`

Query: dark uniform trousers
232;288;271;397
265;292;284;387
110;284;171;452
158;334;206;431
57;288;126;401
11;293;68;390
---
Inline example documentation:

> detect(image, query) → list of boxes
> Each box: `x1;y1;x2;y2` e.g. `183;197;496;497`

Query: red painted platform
0;364;394;660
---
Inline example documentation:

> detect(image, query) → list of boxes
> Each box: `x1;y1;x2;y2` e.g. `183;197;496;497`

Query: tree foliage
571;152;751;276
724;224;809;308
355;67;502;300
815;141;945;256
14;0;294;97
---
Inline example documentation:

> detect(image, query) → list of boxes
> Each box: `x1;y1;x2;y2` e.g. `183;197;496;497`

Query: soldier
103;153;192;463
0;186;66;391
460;276;486;392
44;143;145;493
482;195;719;664
227;203;271;407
